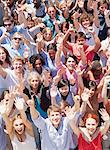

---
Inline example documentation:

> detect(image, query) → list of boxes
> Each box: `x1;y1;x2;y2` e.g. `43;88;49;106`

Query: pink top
78;132;102;150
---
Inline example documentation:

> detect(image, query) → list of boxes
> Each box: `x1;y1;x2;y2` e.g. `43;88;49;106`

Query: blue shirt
0;25;34;44
33;116;77;150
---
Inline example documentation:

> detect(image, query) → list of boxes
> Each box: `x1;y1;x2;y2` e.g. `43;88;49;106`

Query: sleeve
32;115;46;130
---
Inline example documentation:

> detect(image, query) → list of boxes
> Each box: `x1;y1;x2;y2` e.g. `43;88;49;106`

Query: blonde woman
1;97;37;150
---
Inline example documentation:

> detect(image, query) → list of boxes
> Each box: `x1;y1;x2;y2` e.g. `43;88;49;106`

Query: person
0;46;11;68
63;29;101;63
28;103;77;150
2;32;36;59
0;15;34;45
1;97;37;150
70;109;110;150
27;71;47;118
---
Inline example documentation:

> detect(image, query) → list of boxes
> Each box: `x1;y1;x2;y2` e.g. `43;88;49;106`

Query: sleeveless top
78;132;102;150
12;132;36;150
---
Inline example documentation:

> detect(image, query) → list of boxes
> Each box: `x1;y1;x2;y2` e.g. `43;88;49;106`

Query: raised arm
88;28;101;52
101;76;110;99
0;102;13;137
93;1;100;27
14;97;33;135
99;109;110;135
55;44;64;68
27;97;39;120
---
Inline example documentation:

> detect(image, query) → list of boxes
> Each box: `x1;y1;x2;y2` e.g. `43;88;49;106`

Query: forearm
18;11;28;28
93;32;101;52
93;2;99;27
2;114;12;134
102;83;107;99
30;105;39;120
101;119;110;135
105;15;110;27
80;101;87;114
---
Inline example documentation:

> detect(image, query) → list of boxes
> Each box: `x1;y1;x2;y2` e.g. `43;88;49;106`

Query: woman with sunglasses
1;32;36;59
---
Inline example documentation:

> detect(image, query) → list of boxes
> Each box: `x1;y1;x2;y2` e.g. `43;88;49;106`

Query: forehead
48;7;55;12
0;48;5;52
86;117;97;124
13;118;23;125
67;57;75;61
4;20;12;24
13;60;23;64
77;37;86;41
49;110;60;116
31;75;39;80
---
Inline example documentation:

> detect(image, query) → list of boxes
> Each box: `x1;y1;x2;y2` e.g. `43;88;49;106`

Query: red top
67;43;95;63
78;132;102;150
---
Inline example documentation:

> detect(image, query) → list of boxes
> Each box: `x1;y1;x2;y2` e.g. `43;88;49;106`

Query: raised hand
27;96;35;107
50;85;57;98
99;109;110;121
104;75;110;84
14;97;25;111
87;26;95;34
81;88;90;102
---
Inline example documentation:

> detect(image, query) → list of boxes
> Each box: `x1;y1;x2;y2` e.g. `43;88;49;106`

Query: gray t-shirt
0;115;7;150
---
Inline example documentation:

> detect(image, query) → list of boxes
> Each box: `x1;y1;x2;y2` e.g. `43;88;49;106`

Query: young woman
70;109;110;150
0;46;11;68
1;97;37;150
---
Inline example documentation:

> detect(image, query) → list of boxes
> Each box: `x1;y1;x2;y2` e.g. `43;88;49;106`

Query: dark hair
30;54;45;68
61;22;69;33
58;79;69;89
88;80;97;90
0;90;9;101
65;54;78;65
0;46;11;65
47;43;57;52
75;32;86;42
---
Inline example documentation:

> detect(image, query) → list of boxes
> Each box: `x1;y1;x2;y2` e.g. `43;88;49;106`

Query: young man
63;29;101;63
28;101;78;150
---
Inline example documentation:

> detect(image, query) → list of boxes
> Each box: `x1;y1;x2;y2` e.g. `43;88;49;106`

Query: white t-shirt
12;132;36;150
78;23;99;46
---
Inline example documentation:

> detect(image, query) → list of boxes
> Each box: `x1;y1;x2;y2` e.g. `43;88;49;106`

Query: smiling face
12;34;22;47
30;75;40;90
48;7;56;19
0;48;6;63
59;85;69;96
4;20;14;32
35;59;42;73
81;18;90;29
13;60;23;73
85;117;98;135
43;29;52;41
49;111;61;128
13;118;25;135
66;57;76;71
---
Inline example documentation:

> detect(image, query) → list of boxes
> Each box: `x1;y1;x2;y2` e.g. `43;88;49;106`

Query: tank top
78;132;102;150
12;132;36;150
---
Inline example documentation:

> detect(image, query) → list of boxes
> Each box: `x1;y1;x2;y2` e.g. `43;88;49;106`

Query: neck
2;62;9;68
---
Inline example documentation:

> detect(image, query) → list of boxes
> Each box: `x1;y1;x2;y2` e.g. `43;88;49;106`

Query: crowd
0;0;110;149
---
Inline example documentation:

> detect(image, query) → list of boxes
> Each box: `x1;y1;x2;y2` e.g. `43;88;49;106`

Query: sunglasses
13;37;22;40
4;23;12;27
